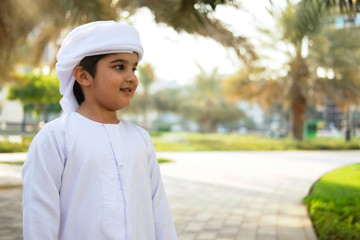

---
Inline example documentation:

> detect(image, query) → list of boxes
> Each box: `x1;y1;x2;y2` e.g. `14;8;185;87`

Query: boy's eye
114;65;124;70
132;68;137;72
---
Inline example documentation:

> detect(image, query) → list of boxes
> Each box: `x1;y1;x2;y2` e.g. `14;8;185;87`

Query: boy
22;21;177;240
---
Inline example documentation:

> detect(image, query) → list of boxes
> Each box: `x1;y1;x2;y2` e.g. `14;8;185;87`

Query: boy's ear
73;66;92;87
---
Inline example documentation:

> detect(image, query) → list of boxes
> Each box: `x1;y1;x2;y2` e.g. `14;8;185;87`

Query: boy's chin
117;103;131;111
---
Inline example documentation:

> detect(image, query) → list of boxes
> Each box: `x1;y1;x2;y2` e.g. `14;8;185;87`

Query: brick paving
0;188;22;240
1;151;360;240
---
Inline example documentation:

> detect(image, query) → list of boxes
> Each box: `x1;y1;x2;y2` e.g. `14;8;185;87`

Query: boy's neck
76;105;120;124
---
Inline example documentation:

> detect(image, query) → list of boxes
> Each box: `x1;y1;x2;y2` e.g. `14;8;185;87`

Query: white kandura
22;112;177;240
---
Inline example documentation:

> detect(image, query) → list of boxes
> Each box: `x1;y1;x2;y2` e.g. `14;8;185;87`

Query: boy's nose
125;73;136;83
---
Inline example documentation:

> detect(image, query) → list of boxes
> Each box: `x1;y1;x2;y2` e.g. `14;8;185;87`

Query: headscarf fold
56;21;144;113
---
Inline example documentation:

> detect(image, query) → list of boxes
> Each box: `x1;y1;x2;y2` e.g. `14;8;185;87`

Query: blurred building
0;88;23;132
315;101;344;130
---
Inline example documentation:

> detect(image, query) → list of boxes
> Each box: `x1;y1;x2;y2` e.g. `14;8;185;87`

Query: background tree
7;72;62;131
153;87;186;114
183;67;245;132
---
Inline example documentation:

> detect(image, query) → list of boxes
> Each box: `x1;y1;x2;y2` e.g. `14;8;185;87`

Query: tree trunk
288;52;309;141
291;94;306;141
201;113;212;133
21;109;26;133
143;108;149;130
44;106;49;123
345;106;352;142
142;92;150;130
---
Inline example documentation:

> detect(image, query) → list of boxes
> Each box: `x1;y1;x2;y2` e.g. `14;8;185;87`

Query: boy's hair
73;54;108;105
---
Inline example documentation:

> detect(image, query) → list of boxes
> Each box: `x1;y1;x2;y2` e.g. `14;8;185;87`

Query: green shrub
0;137;32;152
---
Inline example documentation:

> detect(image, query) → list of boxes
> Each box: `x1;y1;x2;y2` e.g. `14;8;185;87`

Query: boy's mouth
120;88;132;93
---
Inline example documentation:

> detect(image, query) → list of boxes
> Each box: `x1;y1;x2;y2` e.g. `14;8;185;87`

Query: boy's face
88;52;139;111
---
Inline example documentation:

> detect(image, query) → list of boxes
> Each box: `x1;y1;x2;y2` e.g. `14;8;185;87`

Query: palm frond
118;0;257;63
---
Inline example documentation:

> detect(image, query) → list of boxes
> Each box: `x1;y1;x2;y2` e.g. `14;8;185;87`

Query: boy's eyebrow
110;59;138;66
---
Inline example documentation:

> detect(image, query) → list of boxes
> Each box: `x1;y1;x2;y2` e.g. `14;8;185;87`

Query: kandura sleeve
144;132;178;240
22;125;65;240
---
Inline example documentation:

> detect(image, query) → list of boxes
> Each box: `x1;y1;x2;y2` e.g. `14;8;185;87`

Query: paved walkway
1;151;360;240
157;151;360;240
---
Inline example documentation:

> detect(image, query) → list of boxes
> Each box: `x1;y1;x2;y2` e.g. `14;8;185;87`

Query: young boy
22;21;178;240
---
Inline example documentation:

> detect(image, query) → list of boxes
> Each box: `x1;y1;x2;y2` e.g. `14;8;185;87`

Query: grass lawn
150;132;360;151
157;158;173;164
304;163;360;240
1;132;360;152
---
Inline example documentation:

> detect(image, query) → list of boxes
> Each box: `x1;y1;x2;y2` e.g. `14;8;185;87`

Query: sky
123;1;284;85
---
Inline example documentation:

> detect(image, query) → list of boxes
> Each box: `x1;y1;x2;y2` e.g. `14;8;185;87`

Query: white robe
22;112;177;240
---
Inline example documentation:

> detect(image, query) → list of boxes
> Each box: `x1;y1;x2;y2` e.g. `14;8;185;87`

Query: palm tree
285;0;360;140
224;1;360;140
224;1;310;140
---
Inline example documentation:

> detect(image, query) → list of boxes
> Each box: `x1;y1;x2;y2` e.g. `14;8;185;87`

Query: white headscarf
56;21;144;113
